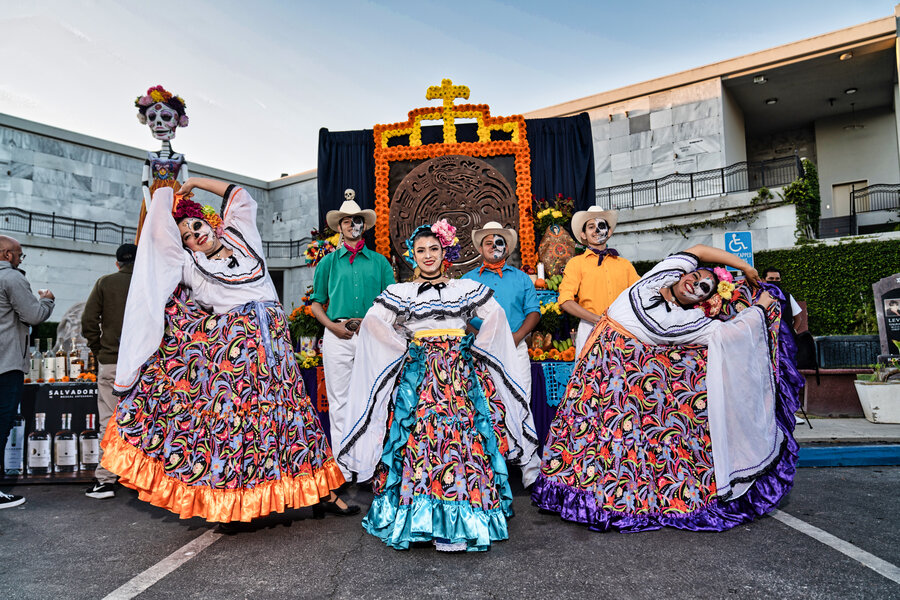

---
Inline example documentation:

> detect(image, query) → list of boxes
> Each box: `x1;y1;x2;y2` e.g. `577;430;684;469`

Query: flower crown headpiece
699;267;736;317
402;219;461;269
172;193;224;235
135;85;189;127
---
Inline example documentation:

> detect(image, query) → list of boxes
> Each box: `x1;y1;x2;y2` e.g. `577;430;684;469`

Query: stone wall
590;79;726;190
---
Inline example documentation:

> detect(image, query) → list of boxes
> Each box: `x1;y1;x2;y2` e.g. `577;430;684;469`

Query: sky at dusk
0;0;892;180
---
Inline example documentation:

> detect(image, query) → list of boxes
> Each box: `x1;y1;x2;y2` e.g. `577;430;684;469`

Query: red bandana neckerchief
344;240;365;264
479;259;506;278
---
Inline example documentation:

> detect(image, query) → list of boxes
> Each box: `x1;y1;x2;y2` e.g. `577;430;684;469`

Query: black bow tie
418;281;447;296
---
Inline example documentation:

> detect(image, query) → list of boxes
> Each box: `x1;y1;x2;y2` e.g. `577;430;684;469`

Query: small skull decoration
344;189;356;202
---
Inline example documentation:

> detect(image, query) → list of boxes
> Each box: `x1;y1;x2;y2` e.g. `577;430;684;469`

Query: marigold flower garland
372;80;535;267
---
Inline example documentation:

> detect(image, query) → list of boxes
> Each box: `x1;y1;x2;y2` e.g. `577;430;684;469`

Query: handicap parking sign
725;231;753;268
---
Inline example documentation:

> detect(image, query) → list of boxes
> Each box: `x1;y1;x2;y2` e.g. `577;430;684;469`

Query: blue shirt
462;264;540;332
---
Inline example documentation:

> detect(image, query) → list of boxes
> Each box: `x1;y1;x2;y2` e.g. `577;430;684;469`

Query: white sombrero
471;221;518;252
570;207;618;242
325;200;377;232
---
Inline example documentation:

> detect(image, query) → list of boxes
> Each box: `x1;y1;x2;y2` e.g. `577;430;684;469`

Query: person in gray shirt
0;235;54;509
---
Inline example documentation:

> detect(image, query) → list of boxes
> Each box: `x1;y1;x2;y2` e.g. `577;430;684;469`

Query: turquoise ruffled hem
363;494;509;552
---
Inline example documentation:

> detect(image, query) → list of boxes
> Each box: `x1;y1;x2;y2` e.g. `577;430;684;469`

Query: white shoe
0;490;26;509
795;415;806;425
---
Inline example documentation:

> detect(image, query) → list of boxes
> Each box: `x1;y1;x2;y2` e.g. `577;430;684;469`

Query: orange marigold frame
372;79;536;267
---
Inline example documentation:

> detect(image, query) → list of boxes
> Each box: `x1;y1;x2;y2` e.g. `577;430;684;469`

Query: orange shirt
557;250;640;316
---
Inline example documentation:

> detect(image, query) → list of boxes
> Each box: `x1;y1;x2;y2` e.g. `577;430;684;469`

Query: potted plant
854;356;900;423
289;286;325;355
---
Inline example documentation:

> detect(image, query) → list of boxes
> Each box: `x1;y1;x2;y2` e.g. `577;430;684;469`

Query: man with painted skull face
558;207;639;357
310;190;394;476
462;221;541;404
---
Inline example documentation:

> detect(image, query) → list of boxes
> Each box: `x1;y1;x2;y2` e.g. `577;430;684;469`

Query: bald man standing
0;235;54;509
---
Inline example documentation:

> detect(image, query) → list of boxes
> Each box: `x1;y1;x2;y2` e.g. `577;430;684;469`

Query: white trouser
322;327;359;476
574;319;595;358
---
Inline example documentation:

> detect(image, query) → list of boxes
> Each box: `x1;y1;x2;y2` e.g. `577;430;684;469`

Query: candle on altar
537;262;545;280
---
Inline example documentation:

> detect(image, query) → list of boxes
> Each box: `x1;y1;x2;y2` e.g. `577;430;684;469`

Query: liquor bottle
3;410;25;476
29;343;41;381
67;337;83;378
87;348;97;375
79;413;100;471
55;341;67;380
42;338;55;381
54;413;78;473
27;412;52;475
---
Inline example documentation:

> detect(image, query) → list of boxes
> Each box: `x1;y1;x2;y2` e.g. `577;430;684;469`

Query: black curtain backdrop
316;113;595;231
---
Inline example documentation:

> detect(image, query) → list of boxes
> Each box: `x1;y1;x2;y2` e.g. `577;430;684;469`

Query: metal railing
596;156;803;209
851;183;900;215
0;206;137;245
0;206;311;261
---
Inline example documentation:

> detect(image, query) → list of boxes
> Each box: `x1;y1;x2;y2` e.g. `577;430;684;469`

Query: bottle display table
2;382;99;484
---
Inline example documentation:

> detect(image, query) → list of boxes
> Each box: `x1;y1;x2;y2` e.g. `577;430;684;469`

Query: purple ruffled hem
532;285;804;533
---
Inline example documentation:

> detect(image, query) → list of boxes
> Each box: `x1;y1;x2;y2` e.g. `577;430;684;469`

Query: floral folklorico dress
338;279;540;551
103;186;344;522
532;252;802;531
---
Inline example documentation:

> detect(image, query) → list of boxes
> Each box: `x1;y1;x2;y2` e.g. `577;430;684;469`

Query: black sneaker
0;491;25;509
85;482;116;499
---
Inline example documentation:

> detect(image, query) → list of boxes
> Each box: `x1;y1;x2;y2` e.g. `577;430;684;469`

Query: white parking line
771;510;900;585
102;528;223;600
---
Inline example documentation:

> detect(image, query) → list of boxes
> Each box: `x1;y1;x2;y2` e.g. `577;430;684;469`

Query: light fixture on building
843;102;864;131
753;75;767;84
845;87;858;95
839;52;853;61
765;97;778;105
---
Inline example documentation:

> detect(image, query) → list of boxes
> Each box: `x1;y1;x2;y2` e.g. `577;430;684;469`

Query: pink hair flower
430;219;457;248
713;267;733;283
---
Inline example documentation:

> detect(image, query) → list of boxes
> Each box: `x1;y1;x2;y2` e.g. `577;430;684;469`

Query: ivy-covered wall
630;238;900;335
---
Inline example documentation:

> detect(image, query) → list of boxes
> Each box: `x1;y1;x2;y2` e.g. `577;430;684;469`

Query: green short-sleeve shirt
310;246;394;320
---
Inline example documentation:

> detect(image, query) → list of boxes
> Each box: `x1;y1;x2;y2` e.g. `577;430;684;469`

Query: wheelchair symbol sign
725;231;753;267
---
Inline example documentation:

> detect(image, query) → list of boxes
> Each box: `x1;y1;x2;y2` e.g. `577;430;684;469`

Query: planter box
854;381;900;424
800;368;869;417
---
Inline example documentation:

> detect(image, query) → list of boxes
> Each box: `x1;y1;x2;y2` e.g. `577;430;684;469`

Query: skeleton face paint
584;218;610;247
350;216;365;238
178;218;216;253
679;270;716;304
146;102;179;141
490;234;507;260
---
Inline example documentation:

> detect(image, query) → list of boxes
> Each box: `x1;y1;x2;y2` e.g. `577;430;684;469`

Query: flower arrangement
295;351;321;369
289;287;325;340
372;79;535;267
304;227;340;266
536;301;563;334
532;193;575;238
528;345;577;362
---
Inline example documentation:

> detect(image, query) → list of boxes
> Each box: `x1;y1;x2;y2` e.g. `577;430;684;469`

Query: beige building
527;6;900;259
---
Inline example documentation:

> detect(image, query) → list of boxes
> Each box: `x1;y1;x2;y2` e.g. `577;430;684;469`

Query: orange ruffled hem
100;421;346;523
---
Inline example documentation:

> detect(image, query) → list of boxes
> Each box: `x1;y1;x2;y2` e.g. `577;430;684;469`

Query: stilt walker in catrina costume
102;177;359;523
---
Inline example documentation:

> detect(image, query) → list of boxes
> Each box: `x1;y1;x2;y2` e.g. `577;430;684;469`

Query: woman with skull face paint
103;177;356;524
338;221;539;552
533;244;803;533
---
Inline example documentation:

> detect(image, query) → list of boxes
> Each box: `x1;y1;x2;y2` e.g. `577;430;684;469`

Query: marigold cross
426;78;470;113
